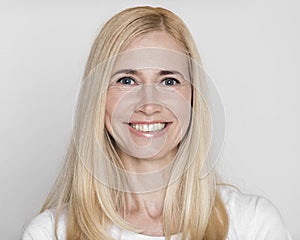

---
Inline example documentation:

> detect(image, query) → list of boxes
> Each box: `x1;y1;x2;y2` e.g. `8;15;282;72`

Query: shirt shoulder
219;186;292;240
22;208;66;240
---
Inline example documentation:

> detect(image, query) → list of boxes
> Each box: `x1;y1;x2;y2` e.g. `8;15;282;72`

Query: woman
22;6;292;240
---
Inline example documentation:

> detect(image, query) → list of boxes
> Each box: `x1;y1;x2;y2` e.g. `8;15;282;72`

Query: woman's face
105;31;192;162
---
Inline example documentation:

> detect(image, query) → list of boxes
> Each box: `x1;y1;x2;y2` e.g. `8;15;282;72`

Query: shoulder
219;186;292;240
22;208;66;240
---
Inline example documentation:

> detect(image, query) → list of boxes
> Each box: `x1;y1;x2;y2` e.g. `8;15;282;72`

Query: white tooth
131;123;166;132
149;124;154;131
142;124;148;132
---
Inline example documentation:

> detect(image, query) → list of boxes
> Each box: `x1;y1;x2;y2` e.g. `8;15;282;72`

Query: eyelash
116;77;137;85
116;76;180;86
161;78;181;86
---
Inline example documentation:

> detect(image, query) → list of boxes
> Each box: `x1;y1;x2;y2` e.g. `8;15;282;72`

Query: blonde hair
41;6;229;239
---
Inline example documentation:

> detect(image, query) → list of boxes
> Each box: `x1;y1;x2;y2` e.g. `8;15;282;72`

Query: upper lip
125;121;172;125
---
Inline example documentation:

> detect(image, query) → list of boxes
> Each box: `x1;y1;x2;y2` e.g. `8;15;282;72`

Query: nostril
134;102;163;115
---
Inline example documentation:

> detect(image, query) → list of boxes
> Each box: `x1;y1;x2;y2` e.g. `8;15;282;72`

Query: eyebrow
112;69;137;77
111;69;184;78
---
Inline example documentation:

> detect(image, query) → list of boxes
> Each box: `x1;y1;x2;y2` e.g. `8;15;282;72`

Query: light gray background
0;0;299;239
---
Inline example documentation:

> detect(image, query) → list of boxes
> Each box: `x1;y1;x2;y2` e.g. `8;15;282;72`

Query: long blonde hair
41;6;228;239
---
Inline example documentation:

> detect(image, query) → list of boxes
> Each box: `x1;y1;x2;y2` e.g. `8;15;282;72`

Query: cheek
105;91;119;133
184;85;192;102
178;86;192;111
173;86;192;129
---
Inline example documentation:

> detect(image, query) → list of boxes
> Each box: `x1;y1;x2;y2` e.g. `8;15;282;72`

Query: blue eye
161;78;180;86
117;77;135;85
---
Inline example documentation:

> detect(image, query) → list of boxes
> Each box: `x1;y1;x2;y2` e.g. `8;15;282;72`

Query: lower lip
128;123;171;138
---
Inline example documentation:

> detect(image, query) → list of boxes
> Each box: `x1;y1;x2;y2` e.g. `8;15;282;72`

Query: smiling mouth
128;122;169;132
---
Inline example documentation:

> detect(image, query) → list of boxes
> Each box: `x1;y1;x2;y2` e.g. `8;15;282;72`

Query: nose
135;84;162;115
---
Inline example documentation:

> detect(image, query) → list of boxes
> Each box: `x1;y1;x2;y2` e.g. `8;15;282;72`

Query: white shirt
21;187;293;240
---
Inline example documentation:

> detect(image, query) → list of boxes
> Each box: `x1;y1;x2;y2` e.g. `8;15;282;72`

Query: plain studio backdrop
0;0;299;239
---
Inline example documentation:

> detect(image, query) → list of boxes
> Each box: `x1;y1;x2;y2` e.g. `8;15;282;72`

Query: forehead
124;31;186;53
110;32;190;81
112;48;190;81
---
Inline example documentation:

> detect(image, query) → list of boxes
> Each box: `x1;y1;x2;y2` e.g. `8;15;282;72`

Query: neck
116;147;178;235
117;147;177;193
125;189;165;219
